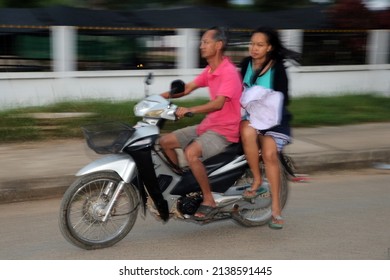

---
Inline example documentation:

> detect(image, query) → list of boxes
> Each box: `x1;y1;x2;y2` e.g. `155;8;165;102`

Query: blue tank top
242;61;274;121
243;61;274;89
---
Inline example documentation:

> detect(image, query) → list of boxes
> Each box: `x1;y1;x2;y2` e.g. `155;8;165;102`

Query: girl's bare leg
258;135;283;225
240;121;262;192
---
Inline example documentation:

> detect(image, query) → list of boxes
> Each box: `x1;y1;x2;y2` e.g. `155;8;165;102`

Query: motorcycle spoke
240;207;271;221
65;178;136;243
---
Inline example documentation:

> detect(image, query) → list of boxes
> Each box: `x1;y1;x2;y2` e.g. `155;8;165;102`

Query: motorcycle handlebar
174;111;194;119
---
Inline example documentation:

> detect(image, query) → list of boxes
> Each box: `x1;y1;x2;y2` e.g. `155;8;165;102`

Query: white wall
0;69;204;110
1;65;389;110
288;64;390;96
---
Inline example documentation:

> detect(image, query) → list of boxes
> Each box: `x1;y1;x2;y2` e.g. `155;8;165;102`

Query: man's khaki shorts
173;125;230;160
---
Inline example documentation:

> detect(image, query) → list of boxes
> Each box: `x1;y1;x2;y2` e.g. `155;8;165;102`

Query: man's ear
216;40;224;51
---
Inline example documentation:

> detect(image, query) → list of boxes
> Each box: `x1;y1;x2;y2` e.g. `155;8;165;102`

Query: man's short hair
208;26;228;51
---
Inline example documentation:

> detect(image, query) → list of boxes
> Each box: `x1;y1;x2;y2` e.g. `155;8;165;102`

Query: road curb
1;149;389;204
0;176;73;204
291;149;390;173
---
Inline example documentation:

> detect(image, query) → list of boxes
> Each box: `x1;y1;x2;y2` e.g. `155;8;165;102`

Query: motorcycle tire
59;171;139;250
232;161;289;227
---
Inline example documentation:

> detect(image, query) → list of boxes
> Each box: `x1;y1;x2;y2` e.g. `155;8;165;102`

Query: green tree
0;0;79;8
83;0;229;9
194;0;229;7
0;0;232;9
253;0;311;11
327;0;374;29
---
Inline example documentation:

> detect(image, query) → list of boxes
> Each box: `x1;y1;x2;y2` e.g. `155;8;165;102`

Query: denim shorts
258;130;291;152
272;137;290;152
173;125;230;160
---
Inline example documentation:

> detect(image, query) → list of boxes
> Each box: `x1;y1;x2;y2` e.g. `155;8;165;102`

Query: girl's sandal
242;186;267;200
268;215;284;230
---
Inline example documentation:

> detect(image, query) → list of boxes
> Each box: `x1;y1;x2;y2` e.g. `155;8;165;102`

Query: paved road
0;168;389;260
1;122;390;204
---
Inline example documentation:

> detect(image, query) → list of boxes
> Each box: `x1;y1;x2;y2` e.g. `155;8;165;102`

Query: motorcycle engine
177;192;203;215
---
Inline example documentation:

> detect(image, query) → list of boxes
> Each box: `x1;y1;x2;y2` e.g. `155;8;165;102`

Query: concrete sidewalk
1;122;390;203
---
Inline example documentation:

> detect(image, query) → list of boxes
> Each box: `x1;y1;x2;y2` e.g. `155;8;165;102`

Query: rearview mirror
145;72;153;85
170;80;185;96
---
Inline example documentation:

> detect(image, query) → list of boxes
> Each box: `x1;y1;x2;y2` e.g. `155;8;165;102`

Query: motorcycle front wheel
232;160;289;227
59;172;139;250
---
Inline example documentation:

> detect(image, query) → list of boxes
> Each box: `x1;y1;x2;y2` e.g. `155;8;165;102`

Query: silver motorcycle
59;79;295;250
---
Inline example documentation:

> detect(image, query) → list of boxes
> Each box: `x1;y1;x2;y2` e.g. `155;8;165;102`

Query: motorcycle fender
76;154;136;183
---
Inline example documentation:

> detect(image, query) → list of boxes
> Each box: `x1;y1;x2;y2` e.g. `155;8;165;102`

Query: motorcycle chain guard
177;192;203;215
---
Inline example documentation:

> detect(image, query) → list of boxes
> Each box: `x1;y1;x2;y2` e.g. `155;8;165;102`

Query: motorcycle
59;78;295;250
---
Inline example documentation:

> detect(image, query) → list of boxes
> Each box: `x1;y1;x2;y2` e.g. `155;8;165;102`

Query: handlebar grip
184;112;194;118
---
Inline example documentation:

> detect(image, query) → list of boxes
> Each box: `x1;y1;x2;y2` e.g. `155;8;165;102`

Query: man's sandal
193;204;218;221
268;215;284;230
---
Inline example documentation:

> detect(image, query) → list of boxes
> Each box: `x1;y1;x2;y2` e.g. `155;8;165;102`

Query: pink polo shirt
194;57;242;143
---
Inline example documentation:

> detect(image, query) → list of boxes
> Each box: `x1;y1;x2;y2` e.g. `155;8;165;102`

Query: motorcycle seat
175;142;243;168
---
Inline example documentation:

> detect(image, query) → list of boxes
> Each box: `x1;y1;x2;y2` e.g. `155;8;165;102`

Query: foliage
0;0;229;9
253;0;311;11
373;9;390;28
0;0;76;8
194;0;229;8
1;0;324;11
326;0;375;29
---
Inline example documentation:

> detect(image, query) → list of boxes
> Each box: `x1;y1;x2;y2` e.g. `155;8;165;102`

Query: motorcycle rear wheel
59;172;139;250
232;161;289;227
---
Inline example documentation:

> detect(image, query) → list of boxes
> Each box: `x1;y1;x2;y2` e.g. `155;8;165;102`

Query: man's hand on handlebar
175;107;193;119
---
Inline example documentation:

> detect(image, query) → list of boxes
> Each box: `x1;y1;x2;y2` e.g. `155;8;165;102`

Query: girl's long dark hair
250;26;301;84
252;26;301;65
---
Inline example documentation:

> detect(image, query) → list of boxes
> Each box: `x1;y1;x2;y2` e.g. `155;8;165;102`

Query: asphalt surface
1;122;390;204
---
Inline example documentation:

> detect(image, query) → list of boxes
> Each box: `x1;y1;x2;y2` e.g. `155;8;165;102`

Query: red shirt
194;57;242;143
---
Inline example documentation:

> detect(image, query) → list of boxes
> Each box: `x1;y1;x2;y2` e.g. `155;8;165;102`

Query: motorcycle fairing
169;143;248;195
170;166;247;196
76;154;137;183
129;146;170;221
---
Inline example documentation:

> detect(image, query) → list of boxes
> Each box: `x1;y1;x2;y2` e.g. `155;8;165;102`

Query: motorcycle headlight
134;99;159;116
145;109;164;118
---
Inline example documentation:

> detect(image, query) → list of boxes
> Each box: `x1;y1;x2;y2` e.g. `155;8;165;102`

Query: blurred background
1;0;389;71
0;0;389;108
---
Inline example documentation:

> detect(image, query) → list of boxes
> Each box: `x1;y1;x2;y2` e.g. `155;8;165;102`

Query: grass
289;94;390;127
0;93;389;143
